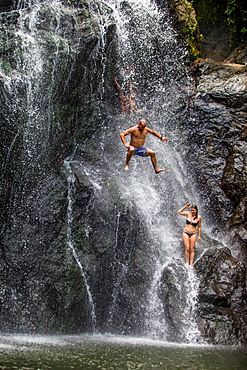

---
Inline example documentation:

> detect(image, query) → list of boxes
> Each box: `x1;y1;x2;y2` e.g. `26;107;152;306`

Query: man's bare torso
129;126;150;148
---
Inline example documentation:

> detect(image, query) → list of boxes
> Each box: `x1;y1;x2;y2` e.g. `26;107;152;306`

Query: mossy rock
167;0;201;59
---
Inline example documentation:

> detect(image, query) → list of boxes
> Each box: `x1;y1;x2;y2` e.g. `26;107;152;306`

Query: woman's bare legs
182;232;196;267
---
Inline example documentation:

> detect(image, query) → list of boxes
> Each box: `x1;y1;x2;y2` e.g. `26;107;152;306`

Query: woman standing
178;203;202;268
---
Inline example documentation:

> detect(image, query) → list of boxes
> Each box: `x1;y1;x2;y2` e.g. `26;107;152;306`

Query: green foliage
184;0;194;11
181;23;201;59
225;0;247;44
186;23;198;42
193;0;247;44
193;0;225;24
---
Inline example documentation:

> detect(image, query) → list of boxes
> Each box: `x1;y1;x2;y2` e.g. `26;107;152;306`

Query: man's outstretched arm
147;128;168;142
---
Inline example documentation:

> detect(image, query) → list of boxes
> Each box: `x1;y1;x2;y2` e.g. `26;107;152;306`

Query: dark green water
0;334;246;369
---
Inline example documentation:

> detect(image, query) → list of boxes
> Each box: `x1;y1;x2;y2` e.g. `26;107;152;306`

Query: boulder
195;247;247;345
184;59;247;262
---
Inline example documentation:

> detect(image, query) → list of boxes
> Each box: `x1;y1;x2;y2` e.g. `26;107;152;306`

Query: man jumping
119;119;168;174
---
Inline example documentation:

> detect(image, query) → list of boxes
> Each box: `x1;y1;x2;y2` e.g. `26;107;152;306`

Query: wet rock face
221;141;247;225
0;0;117;333
158;263;196;343
180;58;247;345
195;247;247;345
185;60;247;260
0;0;12;12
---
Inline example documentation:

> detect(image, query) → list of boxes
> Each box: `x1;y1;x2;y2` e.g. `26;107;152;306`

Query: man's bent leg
125;147;134;171
146;150;165;174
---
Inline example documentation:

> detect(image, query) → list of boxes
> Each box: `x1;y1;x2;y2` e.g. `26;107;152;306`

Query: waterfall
0;0;213;341
63;156;97;331
99;0;204;343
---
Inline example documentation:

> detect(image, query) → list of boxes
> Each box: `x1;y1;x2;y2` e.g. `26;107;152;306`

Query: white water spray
64;158;97;331
101;0;203;343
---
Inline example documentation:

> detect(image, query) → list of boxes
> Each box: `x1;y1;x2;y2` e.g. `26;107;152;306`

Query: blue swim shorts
133;146;149;157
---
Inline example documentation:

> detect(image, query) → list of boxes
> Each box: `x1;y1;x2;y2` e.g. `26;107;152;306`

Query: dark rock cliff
164;0;247;345
0;0;117;333
184;59;247;344
196;247;247;345
185;60;247;263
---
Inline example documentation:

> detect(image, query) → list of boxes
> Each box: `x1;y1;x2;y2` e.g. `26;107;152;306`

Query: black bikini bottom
183;231;196;238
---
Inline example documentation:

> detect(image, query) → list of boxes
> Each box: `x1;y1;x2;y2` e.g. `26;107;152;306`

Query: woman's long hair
191;205;198;219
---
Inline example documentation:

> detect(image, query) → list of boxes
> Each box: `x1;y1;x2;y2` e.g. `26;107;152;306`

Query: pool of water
0;334;246;369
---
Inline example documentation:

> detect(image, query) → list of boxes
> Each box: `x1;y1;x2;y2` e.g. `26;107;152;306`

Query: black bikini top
186;219;198;227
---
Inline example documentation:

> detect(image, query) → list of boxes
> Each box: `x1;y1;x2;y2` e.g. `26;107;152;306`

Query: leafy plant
225;0;247;44
193;0;247;45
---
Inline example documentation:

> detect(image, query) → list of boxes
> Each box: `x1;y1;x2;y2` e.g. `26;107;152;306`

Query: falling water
107;208;134;327
0;0;213;343
63;156;97;331
183;269;202;343
100;0;204;343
